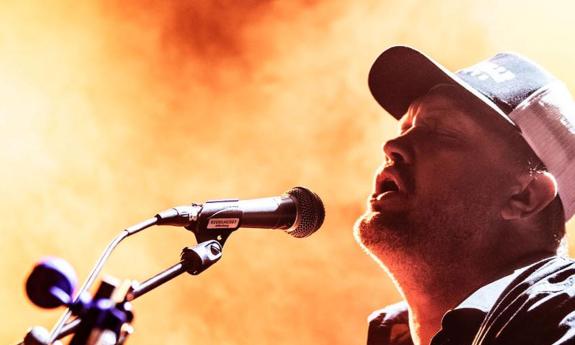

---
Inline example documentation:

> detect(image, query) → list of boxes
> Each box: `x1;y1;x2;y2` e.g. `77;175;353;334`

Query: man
355;46;575;345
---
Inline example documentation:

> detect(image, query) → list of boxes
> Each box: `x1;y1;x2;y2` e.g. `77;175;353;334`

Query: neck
385;256;471;345
380;250;553;345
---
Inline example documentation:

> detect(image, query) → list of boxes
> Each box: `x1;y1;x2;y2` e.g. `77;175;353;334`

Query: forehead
401;84;511;135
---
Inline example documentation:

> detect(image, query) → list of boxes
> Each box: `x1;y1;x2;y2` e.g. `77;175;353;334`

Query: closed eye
435;130;461;141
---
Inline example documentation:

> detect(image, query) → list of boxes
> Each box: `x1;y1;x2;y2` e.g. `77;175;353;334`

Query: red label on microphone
207;218;240;229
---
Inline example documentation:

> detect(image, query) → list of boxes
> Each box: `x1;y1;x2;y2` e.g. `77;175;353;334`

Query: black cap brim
368;46;514;125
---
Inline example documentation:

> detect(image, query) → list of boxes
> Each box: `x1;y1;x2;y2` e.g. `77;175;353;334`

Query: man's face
355;84;521;267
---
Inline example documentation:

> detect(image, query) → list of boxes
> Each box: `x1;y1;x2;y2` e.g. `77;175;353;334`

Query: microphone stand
49;240;223;343
47;217;160;344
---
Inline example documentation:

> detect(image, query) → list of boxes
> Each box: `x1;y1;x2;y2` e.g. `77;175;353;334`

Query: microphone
155;186;325;238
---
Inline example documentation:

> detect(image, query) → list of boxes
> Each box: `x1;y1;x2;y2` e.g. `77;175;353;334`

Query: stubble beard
354;192;494;277
354;209;418;268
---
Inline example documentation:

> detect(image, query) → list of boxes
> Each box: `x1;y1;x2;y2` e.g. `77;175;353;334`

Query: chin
354;210;410;260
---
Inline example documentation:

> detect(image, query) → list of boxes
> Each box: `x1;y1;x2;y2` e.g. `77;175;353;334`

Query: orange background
2;1;575;344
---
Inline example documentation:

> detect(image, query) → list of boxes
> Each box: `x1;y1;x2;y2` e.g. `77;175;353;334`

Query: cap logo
460;61;516;84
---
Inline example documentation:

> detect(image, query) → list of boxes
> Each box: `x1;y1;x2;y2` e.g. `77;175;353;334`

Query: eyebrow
401;98;480;134
403;100;452;124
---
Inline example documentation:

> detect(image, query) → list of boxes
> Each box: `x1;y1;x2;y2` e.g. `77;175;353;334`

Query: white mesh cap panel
509;81;575;220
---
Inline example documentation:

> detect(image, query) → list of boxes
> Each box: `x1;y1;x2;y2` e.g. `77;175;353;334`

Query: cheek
408;130;516;211
414;149;506;198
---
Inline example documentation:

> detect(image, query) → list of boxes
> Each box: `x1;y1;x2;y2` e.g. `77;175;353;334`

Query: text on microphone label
207;218;240;229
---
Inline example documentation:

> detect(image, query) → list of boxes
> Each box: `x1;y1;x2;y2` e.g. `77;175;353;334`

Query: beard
354;188;497;273
354;209;411;256
354;208;419;268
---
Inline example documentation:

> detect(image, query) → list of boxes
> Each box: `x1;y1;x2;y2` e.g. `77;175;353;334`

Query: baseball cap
368;46;575;220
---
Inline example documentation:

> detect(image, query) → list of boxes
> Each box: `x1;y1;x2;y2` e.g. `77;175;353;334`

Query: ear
501;171;558;220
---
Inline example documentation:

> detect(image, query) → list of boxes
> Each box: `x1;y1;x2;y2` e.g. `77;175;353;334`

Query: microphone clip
180;240;223;275
155;205;202;227
155;203;236;246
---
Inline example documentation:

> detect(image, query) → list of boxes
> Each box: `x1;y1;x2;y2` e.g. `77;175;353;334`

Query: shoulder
505;255;575;302
368;301;409;325
367;301;412;345
477;256;575;344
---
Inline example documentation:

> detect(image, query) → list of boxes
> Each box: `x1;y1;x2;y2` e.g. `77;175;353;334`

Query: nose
382;134;413;165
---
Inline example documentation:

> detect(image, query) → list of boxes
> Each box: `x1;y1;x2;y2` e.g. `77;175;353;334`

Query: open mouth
378;178;400;195
369;168;409;211
371;165;411;205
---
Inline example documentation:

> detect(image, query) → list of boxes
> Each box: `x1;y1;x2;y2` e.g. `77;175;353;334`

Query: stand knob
25;257;77;309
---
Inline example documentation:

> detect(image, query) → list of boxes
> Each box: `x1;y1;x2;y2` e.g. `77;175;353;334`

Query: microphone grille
286;186;325;238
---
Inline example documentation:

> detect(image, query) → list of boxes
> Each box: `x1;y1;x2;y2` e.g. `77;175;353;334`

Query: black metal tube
125;262;187;301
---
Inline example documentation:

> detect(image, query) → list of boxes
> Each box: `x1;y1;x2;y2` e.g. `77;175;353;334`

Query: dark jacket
367;256;575;345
